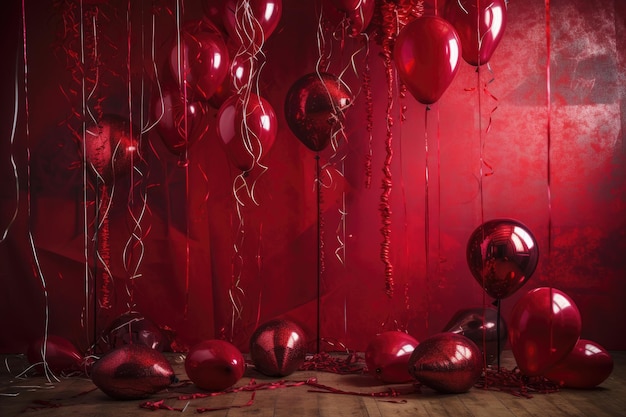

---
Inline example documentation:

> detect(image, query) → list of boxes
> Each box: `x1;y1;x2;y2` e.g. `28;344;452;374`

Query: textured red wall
0;0;625;355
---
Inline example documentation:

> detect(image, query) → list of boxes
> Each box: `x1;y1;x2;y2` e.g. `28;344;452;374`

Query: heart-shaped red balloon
544;339;613;389
27;335;84;375
365;331;419;383
508;287;582;377
408;333;482;393
393;16;461;105
185;339;246;391
249;319;306;377
91;344;176;400
443;0;507;66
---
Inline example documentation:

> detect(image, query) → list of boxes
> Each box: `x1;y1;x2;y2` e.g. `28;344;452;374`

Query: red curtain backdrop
1;0;625;355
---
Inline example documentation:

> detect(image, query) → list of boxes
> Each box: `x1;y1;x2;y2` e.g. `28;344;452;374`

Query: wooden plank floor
1;351;624;417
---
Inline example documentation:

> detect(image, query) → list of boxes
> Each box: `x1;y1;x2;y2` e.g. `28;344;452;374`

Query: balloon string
363;51;373;189
22;0;57;383
544;0;555;359
424;105;431;332
76;0;94;350
0;52;21;243
316;155;322;353
379;2;396;298
229;175;247;341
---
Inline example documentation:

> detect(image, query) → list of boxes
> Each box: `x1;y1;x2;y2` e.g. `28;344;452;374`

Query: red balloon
152;81;211;159
27;335;84;375
393;16;461;105
84;114;138;183
209;48;252;109
442;306;507;365
185;340;246;391
223;0;282;49
344;0;375;37
325;0;374;38
544;339;614;389
284;72;352;152
364;331;419;383
91;344;176;400
168;24;229;102
508;287;582;377
100;311;167;353
466;219;539;300
249;319;306;377
408;333;482;393
216;93;277;171
444;0;507;66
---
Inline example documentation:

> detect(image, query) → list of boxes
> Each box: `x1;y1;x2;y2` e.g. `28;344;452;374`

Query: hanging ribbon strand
21;0;58;384
0;57;21;243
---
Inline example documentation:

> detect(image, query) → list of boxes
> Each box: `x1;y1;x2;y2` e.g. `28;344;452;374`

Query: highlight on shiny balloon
364;331;419;383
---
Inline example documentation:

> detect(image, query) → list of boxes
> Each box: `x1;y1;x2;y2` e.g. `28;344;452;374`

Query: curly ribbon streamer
379;2;397;298
476;367;560;398
0;56;20;243
363;52;374;189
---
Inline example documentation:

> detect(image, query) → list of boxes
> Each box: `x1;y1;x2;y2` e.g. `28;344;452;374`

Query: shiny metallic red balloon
442;307;508;365
284;72;352;152
508;287;582;377
466;219;539;300
216;93;277;171
408;333;482;393
443;0;507;66
393;16;461;105
185;340;246;391
27;335;84;375
100;311;167;353
168;23;229;102
91;344;176;400
365;331;419;383
249;319;306;377
544;339;614;389
222;0;283;49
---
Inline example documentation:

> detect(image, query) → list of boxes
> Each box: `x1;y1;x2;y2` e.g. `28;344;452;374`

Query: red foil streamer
97;185;112;309
379;2;396;298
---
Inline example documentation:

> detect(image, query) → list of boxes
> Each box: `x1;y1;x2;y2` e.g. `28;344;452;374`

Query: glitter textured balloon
91;344;176;400
249;319;306;377
185;339;246;391
408;333;482;394
365;331;419;383
284;72;352;152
